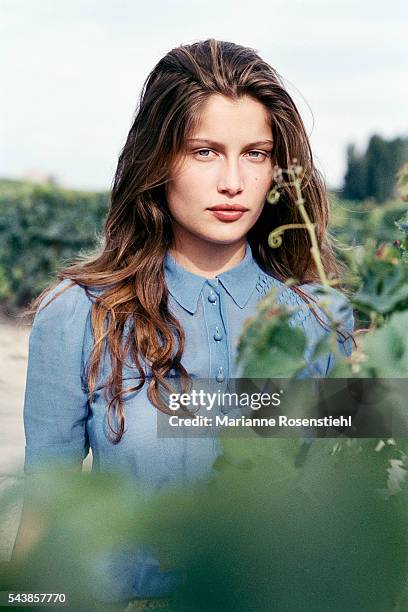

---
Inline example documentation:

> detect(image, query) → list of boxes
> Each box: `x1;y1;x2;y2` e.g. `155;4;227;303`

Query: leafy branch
266;161;336;288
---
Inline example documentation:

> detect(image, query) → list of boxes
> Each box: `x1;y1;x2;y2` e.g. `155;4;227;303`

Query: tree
343;144;368;200
343;135;408;202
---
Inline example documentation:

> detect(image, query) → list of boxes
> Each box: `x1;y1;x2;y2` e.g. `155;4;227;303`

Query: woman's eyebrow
187;138;273;148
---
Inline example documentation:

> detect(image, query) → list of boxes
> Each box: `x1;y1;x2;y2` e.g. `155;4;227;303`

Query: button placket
204;279;229;384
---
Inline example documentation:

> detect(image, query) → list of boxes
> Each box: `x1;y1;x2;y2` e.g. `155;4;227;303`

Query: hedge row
0;180;107;309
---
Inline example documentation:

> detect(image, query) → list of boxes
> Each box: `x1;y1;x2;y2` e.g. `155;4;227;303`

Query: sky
1;0;407;191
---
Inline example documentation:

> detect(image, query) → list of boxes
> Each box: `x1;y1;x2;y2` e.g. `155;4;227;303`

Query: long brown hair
30;39;350;443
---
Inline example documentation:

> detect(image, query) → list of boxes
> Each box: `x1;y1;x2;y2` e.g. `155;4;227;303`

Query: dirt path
0;317;28;475
0;317;29;561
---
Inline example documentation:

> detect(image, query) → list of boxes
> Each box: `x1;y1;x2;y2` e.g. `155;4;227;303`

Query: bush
0;180;108;309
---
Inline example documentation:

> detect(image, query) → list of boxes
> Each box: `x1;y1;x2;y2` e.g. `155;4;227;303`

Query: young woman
16;39;354;607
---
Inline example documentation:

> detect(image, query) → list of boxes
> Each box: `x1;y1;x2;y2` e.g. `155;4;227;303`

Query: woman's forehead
191;94;272;138
194;94;270;130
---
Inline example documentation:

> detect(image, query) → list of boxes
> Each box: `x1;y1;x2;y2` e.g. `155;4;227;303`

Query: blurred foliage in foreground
1;435;408;611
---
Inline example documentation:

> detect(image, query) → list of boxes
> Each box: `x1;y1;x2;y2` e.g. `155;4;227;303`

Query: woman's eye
247;151;268;160
194;149;213;158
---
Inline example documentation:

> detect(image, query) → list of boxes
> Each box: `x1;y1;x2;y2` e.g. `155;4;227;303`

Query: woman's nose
217;159;244;195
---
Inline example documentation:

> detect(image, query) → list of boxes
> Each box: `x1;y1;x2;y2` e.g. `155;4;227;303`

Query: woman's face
165;94;274;252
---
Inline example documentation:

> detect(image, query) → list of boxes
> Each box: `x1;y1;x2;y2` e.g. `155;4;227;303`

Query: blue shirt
23;241;354;601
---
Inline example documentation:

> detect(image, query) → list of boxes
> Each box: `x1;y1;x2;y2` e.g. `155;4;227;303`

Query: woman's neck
169;237;247;278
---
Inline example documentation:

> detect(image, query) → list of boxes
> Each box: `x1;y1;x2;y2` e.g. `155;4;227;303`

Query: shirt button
213;326;223;341
208;291;217;303
216;367;225;383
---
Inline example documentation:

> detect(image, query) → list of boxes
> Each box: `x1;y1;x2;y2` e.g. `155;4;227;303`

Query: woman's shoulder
298;282;354;332
258;271;354;331
28;281;100;373
32;280;103;339
300;279;352;308
36;279;94;319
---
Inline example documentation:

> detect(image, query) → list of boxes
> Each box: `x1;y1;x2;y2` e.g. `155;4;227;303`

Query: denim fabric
23;241;354;600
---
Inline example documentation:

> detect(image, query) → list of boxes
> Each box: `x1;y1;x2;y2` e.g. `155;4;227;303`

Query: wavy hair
30;38;351;443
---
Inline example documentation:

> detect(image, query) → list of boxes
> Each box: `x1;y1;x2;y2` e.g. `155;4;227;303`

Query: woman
15;39;354;607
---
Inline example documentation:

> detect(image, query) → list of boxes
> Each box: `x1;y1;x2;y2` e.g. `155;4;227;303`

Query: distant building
22;170;59;185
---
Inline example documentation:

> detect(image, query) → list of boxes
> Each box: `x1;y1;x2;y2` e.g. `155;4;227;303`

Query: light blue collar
164;242;261;314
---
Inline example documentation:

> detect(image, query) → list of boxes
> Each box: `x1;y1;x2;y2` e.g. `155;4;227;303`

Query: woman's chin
197;231;248;247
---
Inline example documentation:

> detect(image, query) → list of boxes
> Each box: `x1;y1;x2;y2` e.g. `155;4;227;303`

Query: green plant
0;180;107;309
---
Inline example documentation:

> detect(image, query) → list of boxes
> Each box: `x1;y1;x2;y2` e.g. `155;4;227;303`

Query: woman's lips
207;208;247;222
209;210;246;221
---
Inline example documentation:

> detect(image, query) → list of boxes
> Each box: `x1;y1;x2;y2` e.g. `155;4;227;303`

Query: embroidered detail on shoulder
255;272;281;297
255;273;311;327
